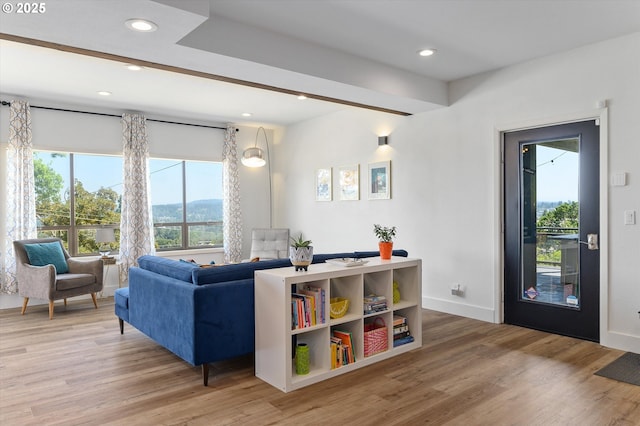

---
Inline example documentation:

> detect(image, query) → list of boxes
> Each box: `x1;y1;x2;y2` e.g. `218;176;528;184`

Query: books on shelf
331;330;356;368
291;284;326;330
393;335;415;347
393;314;407;327
363;294;387;314
392;314;412;343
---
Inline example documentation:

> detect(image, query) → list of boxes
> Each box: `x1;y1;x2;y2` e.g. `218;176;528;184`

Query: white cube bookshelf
255;257;422;392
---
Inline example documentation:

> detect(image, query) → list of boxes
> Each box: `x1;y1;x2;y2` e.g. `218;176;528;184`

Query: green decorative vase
295;343;310;375
393;281;401;304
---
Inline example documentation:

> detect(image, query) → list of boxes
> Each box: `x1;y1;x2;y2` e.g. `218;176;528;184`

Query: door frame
494;108;609;342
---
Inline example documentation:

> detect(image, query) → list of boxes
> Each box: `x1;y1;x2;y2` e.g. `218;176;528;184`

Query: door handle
579;233;599;250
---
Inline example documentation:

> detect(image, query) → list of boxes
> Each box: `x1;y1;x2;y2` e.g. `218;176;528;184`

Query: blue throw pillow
23;242;69;274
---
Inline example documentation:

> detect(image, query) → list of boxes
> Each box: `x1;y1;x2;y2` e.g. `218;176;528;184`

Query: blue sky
35;152;223;205
535;145;579;202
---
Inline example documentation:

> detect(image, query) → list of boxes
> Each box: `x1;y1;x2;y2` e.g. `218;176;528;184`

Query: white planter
289;246;314;271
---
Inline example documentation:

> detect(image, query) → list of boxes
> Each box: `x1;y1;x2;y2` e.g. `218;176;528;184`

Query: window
34;151;122;256
150;159;223;250
34;151;223;255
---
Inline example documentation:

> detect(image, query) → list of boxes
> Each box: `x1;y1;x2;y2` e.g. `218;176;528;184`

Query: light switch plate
612;172;627;186
624;210;636;225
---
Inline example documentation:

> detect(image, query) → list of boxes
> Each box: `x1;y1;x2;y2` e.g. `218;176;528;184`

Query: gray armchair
13;238;103;319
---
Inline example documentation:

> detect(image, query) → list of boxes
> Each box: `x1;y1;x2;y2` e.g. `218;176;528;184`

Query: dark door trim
495;111;608;341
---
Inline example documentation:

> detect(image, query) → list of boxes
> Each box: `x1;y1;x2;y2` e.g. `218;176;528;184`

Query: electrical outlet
451;283;464;296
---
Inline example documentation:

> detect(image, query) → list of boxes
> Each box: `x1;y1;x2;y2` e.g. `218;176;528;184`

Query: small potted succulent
373;224;396;260
289;233;313;271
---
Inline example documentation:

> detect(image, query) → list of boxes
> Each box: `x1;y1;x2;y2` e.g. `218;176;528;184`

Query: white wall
277;33;640;353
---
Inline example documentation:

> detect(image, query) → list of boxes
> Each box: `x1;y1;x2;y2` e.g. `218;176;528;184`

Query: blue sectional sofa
115;250;408;385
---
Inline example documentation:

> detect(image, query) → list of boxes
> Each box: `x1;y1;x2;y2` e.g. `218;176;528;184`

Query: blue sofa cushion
192;258;291;285
138;255;198;283
114;287;129;323
354;249;408;258
23;241;69;273
311;252;359;263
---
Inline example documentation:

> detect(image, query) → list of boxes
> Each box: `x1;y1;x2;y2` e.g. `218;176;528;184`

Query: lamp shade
96;228;115;243
241;147;266;167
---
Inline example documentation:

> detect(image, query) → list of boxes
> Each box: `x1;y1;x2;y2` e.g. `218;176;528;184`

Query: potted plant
289;233;313;271
373;224;396;260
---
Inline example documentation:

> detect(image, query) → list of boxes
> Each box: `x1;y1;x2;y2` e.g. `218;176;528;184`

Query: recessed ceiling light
242;112;252;117
297;95;307;100
418;48;437;57
125;19;158;32
126;64;143;71
97;91;112;96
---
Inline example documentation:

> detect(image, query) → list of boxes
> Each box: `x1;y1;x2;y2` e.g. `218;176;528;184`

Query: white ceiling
1;0;639;126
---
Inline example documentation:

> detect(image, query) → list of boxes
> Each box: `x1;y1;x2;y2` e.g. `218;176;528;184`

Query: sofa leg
64;298;67;306
119;318;124;334
91;293;98;309
48;301;55;320
202;364;209;386
21;297;29;315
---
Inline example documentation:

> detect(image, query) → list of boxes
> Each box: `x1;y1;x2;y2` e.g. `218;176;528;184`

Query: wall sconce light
378;136;389;146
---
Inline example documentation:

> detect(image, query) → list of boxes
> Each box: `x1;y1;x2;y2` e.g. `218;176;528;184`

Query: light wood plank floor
1;298;638;426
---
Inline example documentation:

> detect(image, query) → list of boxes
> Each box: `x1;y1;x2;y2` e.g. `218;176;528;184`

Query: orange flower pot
378;242;393;260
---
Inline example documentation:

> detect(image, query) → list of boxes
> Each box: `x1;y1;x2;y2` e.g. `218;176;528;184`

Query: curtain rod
0;100;238;131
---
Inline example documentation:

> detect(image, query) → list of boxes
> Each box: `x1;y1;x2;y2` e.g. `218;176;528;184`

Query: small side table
101;257;121;297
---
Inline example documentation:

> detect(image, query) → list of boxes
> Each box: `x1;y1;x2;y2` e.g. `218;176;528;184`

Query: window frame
34;151;223;255
149;158;224;251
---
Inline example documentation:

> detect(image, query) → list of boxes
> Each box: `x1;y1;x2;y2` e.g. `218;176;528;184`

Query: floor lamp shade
242;147;266;167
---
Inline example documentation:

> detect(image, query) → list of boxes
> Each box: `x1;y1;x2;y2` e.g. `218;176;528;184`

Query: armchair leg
48;301;54;320
91;293;98;309
202;364;209;386
64;298;67;306
119;318;124;334
21;297;29;315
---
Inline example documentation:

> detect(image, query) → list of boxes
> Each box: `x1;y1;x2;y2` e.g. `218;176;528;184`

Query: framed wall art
338;164;359;201
368;161;391;200
315;167;332;201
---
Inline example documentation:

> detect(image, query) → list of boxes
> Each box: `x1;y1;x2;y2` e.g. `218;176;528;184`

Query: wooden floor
1;299;638;426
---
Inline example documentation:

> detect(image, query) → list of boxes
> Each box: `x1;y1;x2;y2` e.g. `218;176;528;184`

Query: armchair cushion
23;242;69;274
56;273;98;291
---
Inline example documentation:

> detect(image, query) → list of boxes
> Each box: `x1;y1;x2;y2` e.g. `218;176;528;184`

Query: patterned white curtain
222;124;242;263
119;113;155;283
2;100;37;294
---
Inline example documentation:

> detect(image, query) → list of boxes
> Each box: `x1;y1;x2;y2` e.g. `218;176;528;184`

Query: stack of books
291;284;325;330
392;314;414;347
330;330;356;369
363;294;387;314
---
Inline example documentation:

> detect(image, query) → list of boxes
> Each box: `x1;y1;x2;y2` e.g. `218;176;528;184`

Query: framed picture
368;161;391;199
315;168;332;201
338;164;359;201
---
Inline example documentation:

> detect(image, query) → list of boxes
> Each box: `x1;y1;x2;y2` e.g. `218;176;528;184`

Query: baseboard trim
601;331;640;354
422;296;496;323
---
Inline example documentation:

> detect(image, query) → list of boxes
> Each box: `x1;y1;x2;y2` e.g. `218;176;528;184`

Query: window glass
150;159;184;223
34;152;70;228
150;159;223;250
34;152;222;254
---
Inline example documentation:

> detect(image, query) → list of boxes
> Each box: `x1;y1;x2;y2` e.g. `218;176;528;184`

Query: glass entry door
504;120;600;342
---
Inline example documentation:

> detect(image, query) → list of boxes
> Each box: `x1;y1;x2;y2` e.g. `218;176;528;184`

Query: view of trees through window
536;200;579;265
34;151;223;256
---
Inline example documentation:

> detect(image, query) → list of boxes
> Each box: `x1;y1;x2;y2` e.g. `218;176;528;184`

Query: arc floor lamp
241;127;272;228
